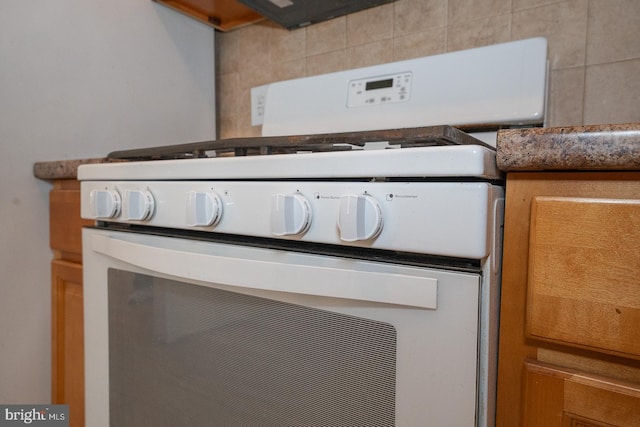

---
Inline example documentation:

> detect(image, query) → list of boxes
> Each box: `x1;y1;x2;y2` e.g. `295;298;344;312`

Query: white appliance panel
81;180;502;259
261;38;547;138
83;228;482;427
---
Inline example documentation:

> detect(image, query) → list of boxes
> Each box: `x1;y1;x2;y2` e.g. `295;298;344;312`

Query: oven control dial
123;189;155;221
271;193;312;236
338;194;383;242
89;189;121;219
187;191;223;227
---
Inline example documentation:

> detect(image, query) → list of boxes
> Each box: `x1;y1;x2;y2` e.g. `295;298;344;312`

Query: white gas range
79;38;547;427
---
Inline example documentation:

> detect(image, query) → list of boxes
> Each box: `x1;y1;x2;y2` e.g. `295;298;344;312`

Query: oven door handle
90;232;438;309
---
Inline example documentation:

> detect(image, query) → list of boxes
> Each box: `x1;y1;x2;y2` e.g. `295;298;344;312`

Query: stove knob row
89;188;384;243
89;188;156;221
270;192;384;241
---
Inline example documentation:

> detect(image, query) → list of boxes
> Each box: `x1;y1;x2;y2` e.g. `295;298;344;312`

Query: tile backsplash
216;0;640;139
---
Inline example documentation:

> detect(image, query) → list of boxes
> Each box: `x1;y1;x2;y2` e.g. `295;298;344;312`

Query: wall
0;0;214;403
216;0;640;138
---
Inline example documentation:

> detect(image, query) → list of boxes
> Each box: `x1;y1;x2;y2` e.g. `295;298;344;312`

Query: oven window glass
108;269;397;426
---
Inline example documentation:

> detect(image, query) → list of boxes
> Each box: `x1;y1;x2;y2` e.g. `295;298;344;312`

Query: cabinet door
527;196;640;359
52;259;85;427
524;362;640;427
497;172;640;426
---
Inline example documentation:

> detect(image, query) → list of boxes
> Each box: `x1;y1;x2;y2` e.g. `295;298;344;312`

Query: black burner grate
107;125;494;161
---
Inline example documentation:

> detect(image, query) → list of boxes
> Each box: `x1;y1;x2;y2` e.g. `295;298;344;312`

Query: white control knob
89;189;121;219
123;189;155;221
187;191;222;227
338;194;383;242
271;193;312;236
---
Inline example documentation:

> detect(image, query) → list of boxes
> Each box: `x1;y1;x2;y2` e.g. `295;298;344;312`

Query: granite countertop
33;158;112;180
497;123;640;171
35;123;640;179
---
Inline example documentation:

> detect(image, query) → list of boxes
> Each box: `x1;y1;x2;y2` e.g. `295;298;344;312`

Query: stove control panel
81;180;499;259
347;72;412;108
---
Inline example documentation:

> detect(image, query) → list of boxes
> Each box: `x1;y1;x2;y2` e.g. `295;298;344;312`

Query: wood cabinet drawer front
524;362;640;427
50;183;93;256
527;197;640;359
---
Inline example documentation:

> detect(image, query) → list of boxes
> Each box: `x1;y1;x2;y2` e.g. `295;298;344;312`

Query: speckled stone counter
33;158;111;180
497;123;640;171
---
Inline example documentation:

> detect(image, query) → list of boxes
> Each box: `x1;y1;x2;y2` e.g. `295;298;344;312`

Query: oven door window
108;268;397;426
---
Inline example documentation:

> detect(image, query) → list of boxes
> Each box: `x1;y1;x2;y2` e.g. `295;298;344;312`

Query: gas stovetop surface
107;125;493;161
80;125;503;181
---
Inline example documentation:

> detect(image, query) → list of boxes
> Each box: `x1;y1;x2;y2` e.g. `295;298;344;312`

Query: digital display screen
365;78;393;91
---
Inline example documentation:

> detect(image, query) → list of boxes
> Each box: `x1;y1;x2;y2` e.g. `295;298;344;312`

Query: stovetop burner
107;125;493;161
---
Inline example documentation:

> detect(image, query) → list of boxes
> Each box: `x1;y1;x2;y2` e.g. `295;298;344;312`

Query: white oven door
83;227;482;427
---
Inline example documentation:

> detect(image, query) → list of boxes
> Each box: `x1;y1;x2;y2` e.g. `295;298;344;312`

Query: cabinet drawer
524;361;640;427
526;197;640;359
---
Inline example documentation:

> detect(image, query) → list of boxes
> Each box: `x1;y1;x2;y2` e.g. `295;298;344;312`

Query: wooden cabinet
152;0;264;31
522;362;640;427
51;260;85;427
50;179;93;427
496;171;640;427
